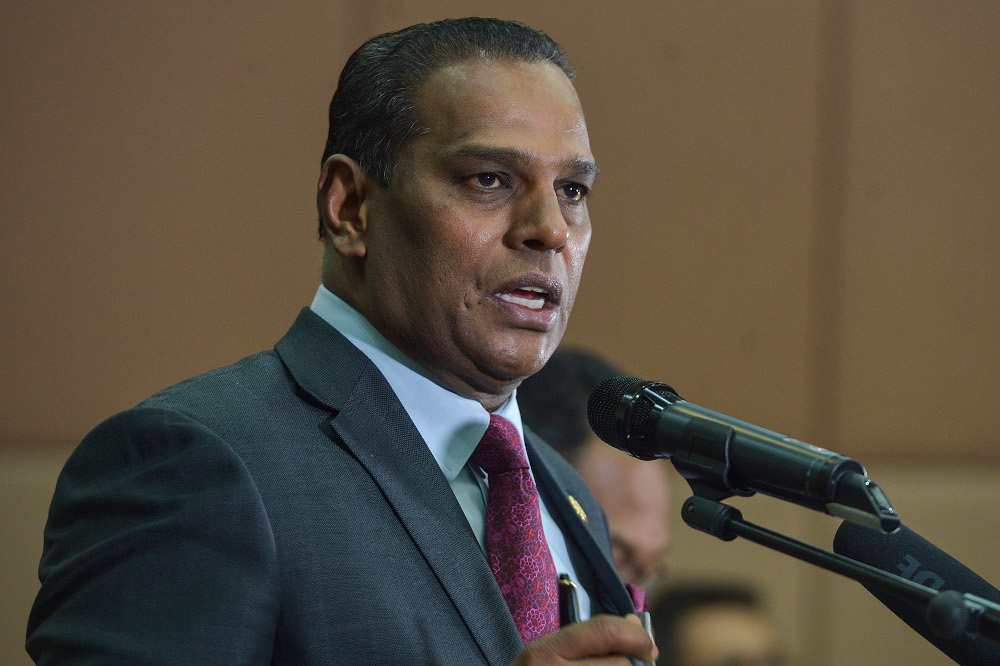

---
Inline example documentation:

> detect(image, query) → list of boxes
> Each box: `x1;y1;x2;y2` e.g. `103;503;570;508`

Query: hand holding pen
521;573;656;666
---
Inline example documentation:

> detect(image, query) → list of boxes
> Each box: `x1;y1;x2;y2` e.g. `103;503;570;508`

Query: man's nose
505;187;570;252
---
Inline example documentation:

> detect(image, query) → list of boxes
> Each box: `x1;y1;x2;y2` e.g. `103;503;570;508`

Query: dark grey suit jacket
27;309;634;665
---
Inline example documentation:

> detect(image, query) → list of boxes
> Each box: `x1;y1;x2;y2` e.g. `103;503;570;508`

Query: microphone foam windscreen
834;522;1000;604
834;521;1000;664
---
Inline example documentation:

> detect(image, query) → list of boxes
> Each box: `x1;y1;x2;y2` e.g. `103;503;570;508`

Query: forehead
408;59;593;160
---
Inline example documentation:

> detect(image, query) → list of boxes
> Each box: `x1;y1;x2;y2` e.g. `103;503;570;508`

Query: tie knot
471;415;527;475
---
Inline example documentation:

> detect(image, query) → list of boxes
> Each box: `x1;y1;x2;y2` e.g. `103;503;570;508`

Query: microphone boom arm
681;493;1000;646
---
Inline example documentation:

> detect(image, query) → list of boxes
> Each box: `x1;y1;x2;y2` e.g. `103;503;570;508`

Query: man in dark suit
27;18;657;665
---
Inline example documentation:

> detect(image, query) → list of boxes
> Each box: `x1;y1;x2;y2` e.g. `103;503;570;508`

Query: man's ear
318;154;369;258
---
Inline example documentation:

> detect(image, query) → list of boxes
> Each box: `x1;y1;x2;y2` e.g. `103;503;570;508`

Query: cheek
410;236;488;315
390;208;463;278
560;241;591;311
565;226;591;275
574;225;592;265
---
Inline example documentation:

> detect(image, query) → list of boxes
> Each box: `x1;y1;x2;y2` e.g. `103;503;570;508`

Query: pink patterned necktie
471;415;560;645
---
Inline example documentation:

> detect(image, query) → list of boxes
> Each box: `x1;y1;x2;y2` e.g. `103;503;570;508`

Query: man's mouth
496;286;549;310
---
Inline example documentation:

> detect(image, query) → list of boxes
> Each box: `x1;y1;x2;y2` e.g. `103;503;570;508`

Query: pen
558;573;656;665
558;573;580;626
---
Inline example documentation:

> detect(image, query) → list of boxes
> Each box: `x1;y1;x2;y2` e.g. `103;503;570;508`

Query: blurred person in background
649;580;785;666
518;348;672;590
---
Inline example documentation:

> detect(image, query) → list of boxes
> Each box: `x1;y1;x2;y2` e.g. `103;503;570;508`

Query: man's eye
558;182;588;202
473;173;503;189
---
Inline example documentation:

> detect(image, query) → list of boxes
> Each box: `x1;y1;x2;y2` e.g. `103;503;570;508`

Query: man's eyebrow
567;156;600;180
447;145;600;179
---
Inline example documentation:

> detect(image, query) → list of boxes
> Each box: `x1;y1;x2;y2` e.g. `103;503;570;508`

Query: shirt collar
309;285;526;480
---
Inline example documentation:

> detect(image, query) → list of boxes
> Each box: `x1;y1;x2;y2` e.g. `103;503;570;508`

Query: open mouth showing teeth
497;286;549;310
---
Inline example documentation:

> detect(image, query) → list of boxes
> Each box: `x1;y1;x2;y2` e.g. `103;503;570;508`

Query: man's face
358;60;595;406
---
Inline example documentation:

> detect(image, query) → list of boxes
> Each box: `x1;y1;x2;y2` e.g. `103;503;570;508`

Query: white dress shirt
310;285;592;619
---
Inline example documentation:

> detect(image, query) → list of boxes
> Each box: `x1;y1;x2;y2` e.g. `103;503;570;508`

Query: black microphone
834;521;1000;664
586;377;899;532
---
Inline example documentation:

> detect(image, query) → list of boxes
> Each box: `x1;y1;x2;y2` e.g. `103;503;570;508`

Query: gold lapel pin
567;495;589;524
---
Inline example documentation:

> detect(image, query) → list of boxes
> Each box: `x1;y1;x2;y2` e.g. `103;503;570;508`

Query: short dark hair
517;348;625;463
649;581;764;666
318;17;575;238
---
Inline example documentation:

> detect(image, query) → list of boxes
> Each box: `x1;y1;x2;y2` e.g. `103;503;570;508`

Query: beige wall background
2;2;998;664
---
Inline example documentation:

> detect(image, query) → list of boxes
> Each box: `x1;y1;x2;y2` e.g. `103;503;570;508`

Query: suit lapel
275;310;523;665
526;433;635;617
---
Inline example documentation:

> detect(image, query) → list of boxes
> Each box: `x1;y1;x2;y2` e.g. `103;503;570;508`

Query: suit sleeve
26;406;279;665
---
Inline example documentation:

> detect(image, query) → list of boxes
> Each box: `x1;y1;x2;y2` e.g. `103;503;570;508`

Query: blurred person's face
674;602;784;666
575;442;671;585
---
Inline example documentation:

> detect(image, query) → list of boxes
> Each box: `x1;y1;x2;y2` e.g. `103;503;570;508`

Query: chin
487;340;555;381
